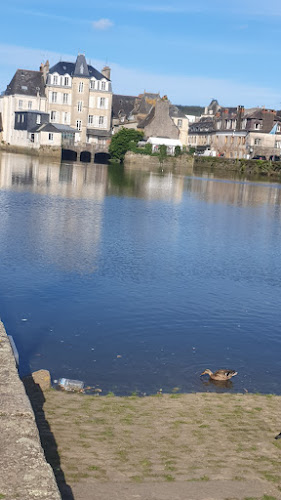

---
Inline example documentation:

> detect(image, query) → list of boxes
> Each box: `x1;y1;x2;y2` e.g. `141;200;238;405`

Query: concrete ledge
0;321;61;500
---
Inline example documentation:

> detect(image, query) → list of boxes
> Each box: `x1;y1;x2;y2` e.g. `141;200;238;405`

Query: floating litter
58;378;84;392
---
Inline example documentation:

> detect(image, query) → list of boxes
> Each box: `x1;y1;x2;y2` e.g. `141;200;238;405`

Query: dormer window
36;114;41;124
80;64;84;74
101;81;106;91
64;77;69;86
53;75;58;85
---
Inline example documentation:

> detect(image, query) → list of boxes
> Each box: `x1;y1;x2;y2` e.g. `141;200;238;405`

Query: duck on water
201;369;238;381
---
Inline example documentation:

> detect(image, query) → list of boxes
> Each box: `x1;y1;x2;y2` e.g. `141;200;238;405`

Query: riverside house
188;100;281;159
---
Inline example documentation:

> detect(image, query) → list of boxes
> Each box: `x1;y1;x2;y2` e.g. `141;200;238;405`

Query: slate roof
30;123;76;134
5;70;45;97
137;107;155;129
49;55;110;81
86;129;111;137
112;94;137;119
169;105;186;119
138;104;186;129
74;54;90;77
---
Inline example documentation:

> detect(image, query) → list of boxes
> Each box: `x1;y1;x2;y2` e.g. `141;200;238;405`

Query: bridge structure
61;141;110;164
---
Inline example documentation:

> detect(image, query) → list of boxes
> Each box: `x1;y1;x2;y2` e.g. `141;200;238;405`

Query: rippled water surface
1;152;281;394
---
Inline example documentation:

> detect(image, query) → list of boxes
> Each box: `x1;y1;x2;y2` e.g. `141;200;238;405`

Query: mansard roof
74;54;89;77
49;57;110;81
5;70;45;97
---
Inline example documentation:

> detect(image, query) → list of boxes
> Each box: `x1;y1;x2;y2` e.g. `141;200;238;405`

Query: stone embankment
194;155;281;176
124;151;193;172
0;321;61;500
125;152;281;178
0;143;61;159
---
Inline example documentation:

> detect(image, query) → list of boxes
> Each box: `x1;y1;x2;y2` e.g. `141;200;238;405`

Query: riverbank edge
124;151;194;171
125;151;281;178
0;321;61;500
0;143;61;159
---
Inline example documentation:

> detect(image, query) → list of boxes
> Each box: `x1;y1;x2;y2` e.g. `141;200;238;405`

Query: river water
0;152;281;395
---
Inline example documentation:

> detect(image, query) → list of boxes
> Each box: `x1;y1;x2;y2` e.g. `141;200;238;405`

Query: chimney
236;105;244;130
39;63;44;72
42;60;49;83
102;66;111;80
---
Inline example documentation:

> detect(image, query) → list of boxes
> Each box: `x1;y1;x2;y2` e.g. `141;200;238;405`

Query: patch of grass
131;475;143;482
263;472;281;483
199;424;209;429
116;449;128;462
0;495;5;499
106;391;115;397
88;465;100;471
140;458;152;468
81;442;91;449
121;415;133;425
101;427;114;438
164;474;175;481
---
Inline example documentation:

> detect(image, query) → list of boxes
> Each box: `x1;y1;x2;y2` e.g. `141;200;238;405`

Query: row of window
48;75;70;87
16;113;42;124
30;133;54;143
48;75;109;91
49;110;107;128
18;100;33;110
49;92;108;109
76;115;107;130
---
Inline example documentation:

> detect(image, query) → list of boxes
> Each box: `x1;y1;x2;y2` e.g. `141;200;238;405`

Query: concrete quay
0;320;61;500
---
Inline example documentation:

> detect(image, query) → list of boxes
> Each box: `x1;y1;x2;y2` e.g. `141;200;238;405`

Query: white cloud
92;18;114;30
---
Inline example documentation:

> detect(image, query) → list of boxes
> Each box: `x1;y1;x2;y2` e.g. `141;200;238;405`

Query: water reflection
2;152;281;209
1;152;281;394
188;175;281;208
0;152;107;201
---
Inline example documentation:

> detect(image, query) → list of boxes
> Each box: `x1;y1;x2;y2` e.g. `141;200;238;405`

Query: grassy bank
36;391;281;499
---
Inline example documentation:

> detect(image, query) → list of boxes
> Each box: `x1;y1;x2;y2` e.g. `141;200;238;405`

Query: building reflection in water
186;173;281;208
0;152;109;274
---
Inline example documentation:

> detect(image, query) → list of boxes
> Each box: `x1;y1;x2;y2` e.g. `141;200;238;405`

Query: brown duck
201;369;238;381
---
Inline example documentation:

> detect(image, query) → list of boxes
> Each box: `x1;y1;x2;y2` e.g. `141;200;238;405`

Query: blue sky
1;0;281;107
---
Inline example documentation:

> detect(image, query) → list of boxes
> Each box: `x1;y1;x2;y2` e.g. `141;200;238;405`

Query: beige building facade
46;54;112;147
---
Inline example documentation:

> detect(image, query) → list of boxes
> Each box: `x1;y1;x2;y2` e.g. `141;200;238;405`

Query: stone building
138;97;182;154
46;54;112;148
112;93;189;147
0;69;47;145
188;100;281;159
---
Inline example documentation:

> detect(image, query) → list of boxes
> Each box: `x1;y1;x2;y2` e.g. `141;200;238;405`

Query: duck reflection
201;378;233;390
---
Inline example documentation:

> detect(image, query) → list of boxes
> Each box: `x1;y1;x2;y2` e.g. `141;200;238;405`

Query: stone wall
144;99;180;139
194;156;281;176
0;321;61;500
0;143;62;159
124;151;193;172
